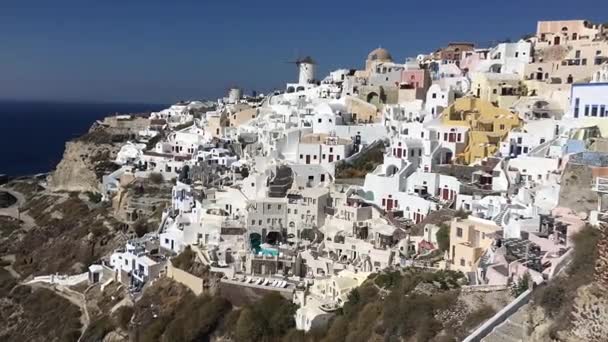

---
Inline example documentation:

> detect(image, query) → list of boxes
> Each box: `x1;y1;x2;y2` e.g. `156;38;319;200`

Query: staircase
493;206;509;226
481;304;528;342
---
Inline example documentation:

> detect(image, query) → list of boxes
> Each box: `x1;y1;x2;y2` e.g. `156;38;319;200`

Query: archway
386;164;399;176
249;233;262;253
366;92;380;106
266;231;282;245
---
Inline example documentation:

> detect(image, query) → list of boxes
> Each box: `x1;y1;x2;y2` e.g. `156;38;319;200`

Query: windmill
287;54;317;85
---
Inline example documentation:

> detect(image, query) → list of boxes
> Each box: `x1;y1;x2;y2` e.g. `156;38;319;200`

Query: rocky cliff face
48;128;123;193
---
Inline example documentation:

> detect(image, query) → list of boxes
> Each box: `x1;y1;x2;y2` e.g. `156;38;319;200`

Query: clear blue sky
1;0;606;103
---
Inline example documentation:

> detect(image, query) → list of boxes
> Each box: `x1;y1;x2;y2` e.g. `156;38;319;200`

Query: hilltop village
2;19;608;342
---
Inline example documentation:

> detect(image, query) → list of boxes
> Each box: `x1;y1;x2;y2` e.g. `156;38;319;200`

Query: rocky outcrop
48;140;120;193
48;125;125;193
569;284;608;341
558;163;598;214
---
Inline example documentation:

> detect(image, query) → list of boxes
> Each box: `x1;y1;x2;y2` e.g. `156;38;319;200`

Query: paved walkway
481;304;528;342
0;187;36;229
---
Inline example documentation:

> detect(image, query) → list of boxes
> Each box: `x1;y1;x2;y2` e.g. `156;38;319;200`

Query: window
258;220;262;225
601;105;606;117
515;52;519;58
456;227;463;237
421;132;424;138
575;50;581;58
597;50;602;56
493;89;498;94
322;154;326;159
592;105;599;117
267;204;271;209
404;128;409;135
432;93;437;99
165;238;169;244
540;138;545;144
418;150;422;157
320;174;325;182
585;105;590;116
499;124;505;130
299;154;303;159
318;118;322;123
337;155;341;160
287;208;291;214
582;58;587;65
267;218;270;223
460;259;465;266
457;133;462;141
278;205;282;210
329;147;333;153
251;220;255;225
574;98;580;118
294;209;298;214
313;155;317;160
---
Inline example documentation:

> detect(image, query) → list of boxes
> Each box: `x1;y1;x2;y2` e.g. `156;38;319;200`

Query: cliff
47;127;125;193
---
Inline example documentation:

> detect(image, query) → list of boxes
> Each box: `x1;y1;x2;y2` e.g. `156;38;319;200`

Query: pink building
401;68;430;92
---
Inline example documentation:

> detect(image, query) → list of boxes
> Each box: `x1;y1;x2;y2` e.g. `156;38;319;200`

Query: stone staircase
481;304;528;342
493;206;509;226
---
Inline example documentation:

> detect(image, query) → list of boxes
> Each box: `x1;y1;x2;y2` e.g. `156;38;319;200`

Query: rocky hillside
47;114;150;194
47;129;124;193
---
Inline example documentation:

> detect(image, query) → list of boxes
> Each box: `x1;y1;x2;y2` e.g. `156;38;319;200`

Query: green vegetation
336;144;384;179
81;315;115;342
436;223;450;252
227;292;298;341
149;172;164;185
171;246;211;278
132;219;153;238
0;285;82;341
86;191;103;203
511;272;530;297
114;305;134;330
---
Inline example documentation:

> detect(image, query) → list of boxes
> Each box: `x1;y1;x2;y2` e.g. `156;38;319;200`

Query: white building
567;83;608;119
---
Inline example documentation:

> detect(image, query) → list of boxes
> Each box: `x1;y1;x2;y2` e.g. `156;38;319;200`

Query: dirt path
1;254;21;279
0;187;36;229
27;282;91;341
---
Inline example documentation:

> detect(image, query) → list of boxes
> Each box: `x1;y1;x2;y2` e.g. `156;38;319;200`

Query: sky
1;0;607;104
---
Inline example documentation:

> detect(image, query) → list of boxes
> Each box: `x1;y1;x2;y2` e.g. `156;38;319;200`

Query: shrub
114;305;134;330
436;223;450;252
86;192;103;203
132;219;151;238
149;172;164;184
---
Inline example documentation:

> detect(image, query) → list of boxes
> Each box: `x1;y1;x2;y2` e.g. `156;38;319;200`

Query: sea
0;100;168;177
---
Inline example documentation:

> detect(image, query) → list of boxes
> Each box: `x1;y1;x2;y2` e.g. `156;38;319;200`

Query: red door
386;199;394;211
442;188;449;200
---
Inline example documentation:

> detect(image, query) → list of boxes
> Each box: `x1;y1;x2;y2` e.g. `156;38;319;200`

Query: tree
235;308;262;342
511;272;530;297
149;172;164;184
436;224;450;252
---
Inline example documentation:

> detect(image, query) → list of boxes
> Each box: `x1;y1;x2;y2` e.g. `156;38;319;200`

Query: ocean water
0;100;167;177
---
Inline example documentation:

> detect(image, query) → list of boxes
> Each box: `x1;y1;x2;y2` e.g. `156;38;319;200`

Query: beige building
525;20;608;84
448;216;501;274
229;107;257;128
471;72;523;109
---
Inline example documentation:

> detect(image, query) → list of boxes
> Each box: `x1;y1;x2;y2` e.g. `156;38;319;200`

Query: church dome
367;47;393;61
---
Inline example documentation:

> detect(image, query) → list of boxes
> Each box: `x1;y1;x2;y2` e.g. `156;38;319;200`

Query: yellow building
441;97;522;164
448;216;501;274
